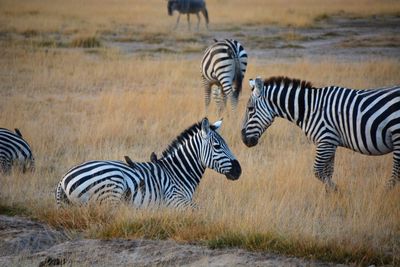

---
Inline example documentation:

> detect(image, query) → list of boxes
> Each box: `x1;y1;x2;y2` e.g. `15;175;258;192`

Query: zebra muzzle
225;159;241;180
241;129;259;147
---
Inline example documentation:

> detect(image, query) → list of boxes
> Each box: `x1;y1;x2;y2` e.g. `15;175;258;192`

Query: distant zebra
201;39;248;114
167;0;209;30
56;118;241;208
241;77;400;191
0;128;34;174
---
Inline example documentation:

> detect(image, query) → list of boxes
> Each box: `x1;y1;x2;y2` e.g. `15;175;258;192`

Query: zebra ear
211;119;223;132
251;77;263;97
14;128;22;137
249;79;255;89
201;117;211;138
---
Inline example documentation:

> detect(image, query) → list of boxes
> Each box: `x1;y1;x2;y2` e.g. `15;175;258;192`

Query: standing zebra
167;0;209;30
241;76;400;191
0;128;34;174
56;118;241;208
201;39;248;114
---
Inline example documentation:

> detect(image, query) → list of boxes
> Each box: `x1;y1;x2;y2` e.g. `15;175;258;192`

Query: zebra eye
248;106;255;112
213;144;221;149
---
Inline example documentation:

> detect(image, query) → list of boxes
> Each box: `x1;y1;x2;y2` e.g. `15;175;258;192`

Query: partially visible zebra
56;118;241;208
0;128;34;174
241;76;400;191
167;0;209;30
201;39;247;114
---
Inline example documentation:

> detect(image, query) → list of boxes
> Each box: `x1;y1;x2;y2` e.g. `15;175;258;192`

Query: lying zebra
56;118;241;208
0;128;34;174
241;76;400;191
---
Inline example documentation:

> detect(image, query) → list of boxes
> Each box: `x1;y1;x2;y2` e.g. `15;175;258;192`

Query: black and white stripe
0;128;34;174
56;118;241;208
241;76;400;190
201;39;247;113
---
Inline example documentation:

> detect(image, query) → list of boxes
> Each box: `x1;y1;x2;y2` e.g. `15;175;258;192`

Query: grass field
0;0;400;265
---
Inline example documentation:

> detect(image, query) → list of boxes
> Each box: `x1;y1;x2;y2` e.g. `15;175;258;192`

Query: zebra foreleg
313;143;338;192
174;14;181;30
187;14;191;30
196;13;200;31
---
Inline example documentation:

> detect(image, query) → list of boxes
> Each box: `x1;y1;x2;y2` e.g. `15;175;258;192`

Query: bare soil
105;15;400;61
0;215;347;267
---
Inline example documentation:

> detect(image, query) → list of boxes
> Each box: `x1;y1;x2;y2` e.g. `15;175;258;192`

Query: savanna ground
0;0;400;266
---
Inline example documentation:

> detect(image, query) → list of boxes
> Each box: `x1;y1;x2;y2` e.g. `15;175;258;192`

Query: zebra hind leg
386;133;400;189
212;87;226;115
313;143;338;192
55;182;70;208
203;79;212;113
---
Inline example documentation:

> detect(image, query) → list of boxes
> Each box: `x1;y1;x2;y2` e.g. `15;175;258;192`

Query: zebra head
200;118;241;180
167;0;178;15
241;77;276;147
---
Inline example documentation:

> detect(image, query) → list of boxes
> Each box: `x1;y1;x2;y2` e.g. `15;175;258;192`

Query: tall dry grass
0;44;399;264
1;0;400;34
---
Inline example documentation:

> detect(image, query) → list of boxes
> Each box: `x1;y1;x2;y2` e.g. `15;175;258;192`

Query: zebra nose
241;129;258;147
226;159;241;180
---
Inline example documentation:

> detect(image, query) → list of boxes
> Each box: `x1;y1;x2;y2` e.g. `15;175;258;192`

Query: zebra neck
266;83;313;129
159;144;206;198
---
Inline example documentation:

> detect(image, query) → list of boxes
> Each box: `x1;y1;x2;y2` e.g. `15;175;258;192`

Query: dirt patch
0;215;346;266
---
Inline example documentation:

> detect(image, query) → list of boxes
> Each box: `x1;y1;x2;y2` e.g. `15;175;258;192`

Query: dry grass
0;0;400;264
0;45;399;265
1;0;400;35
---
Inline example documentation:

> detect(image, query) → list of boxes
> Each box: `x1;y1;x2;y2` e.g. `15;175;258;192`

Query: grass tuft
70;36;101;48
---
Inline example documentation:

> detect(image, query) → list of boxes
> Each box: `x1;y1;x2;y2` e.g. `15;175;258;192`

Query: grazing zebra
241;76;400;191
0;128;34;174
56;118;241;208
167;0;209;30
201;39;248;114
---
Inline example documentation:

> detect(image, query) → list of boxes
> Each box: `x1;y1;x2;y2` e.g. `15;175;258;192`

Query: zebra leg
386;133;400;189
55;182;70;208
174;14;181;30
196;13;200;31
213;87;225;115
202;77;212;109
313;143;338;192
230;90;239;112
187;14;191;30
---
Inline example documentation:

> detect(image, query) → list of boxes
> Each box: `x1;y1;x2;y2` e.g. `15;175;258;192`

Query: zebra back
201;39;248;111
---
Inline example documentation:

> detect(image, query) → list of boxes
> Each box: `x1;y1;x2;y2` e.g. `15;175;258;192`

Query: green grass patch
208;231;395;265
0;204;30;216
70;36;101;48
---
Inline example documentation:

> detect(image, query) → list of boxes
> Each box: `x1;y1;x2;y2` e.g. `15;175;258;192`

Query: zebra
56;118;241;208
201;39;248;114
167;0;209;30
0;128;34;174
241;76;400;191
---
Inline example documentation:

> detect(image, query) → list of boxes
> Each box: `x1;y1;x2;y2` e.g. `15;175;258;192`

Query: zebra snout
241;129;258;147
225;159;241;180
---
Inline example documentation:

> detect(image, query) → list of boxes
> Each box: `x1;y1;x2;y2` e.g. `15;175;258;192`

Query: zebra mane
161;118;215;158
263;76;313;90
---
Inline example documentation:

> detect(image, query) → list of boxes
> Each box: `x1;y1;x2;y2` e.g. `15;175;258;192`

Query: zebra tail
55;182;70;207
234;60;243;98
